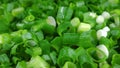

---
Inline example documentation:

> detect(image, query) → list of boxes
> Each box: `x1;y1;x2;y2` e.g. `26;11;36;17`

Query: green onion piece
63;61;77;68
57;7;67;22
51;37;62;52
39;40;50;54
71;17;80;27
35;30;44;41
16;61;27;68
0;35;3;44
12;57;20;64
25;47;42;56
87;47;107;62
97;44;109;58
0;54;10;63
50;51;57;65
0;34;11;44
57;47;76;67
42;54;51;61
31;20;45;32
16;23;24;29
25;14;35;22
111;9;120;15
77;23;91;32
62;33;80;45
114;15;120;27
12;7;24;16
75;47;97;68
27;56;50;68
22;30;32;40
57;22;71;36
46;16;56;27
65;7;73;20
42;22;55;35
112;54;120;68
83;12;96;27
109;23;116;28
99;61;110;68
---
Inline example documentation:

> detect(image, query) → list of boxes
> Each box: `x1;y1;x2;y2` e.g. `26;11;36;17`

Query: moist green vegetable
0;0;120;68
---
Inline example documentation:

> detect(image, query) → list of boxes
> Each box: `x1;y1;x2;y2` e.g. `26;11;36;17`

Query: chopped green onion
77;23;91;32
99;61;110;68
0;35;3;44
114;16;120;27
97;29;107;40
71;17;80;27
109;23;116;28
97;44;109;58
62;33;80;45
89;12;97;18
46;16;56;27
27;56;50;68
102;11;111;19
12;7;24;16
102;26;110;32
63;61;77;68
96;15;105;24
16;23;25;29
25;14;35;22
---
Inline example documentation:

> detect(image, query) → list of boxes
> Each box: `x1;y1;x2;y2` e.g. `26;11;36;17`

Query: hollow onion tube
76;47;97;68
63;61;77;68
87;47;107;62
25;14;35;22
97;44;109;58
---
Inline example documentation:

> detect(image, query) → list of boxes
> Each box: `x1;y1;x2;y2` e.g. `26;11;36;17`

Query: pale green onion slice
77;23;91;32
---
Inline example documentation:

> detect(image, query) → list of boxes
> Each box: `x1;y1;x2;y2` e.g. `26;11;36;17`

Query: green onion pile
0;0;120;68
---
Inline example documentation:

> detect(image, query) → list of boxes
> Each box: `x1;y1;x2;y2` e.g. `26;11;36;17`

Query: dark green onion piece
75;47;97;68
25;47;42;57
51;37;62;52
63;61;77;68
83;12;96;27
0;54;10;63
111;54;120;67
87;47;107;62
57;22;71;36
62;33;80;45
16;61;27;68
50;51;57;65
35;30;44;41
57;47;76;67
42;22;55;35
39;40;50;54
64;7;73;20
57;7;67;23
